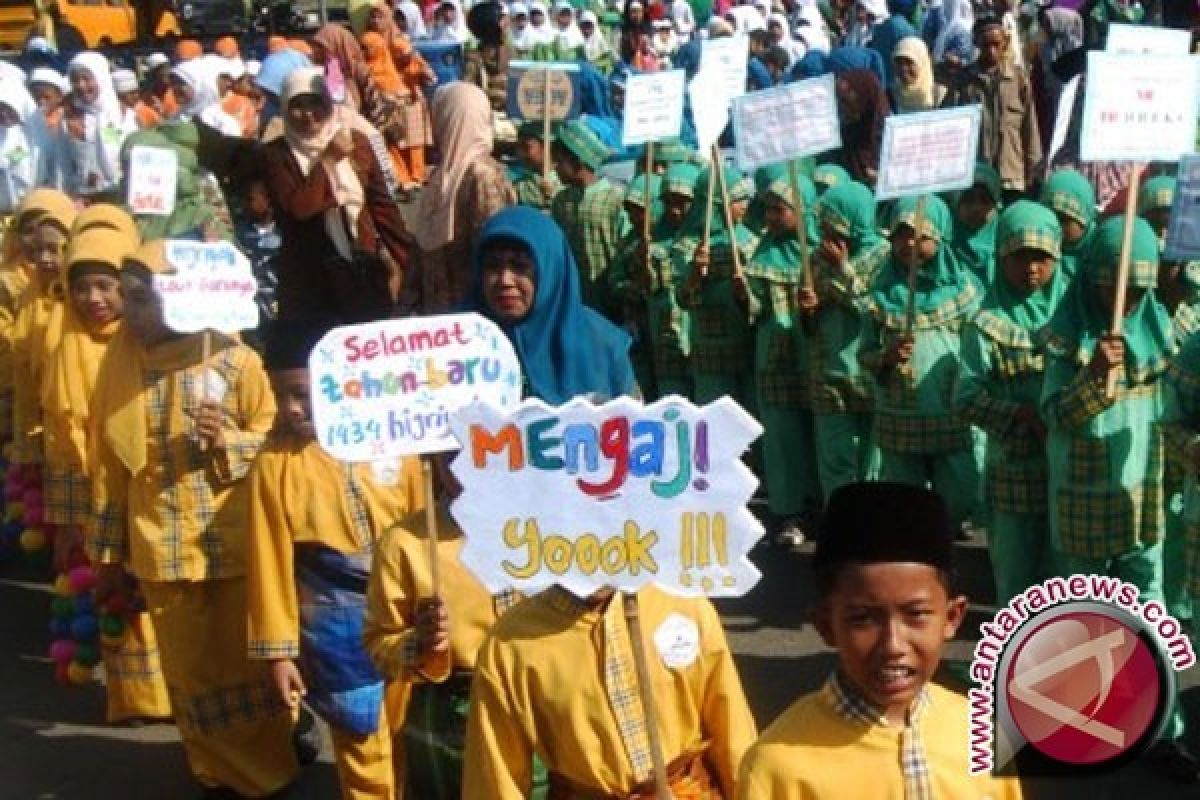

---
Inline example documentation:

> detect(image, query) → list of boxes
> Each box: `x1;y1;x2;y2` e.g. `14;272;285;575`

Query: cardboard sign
1080;52;1199;163
732;75;841;171
875;106;981;200
1165;155;1200;262
450;395;765;598
154;240;257;334
506;61;581;122
690;66;730;155
1106;23;1191;56
700;35;749;104
621;70;686;147
309;313;522;462
126;145;177;216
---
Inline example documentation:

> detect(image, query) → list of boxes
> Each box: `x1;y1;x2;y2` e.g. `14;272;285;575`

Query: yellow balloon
66;661;93;685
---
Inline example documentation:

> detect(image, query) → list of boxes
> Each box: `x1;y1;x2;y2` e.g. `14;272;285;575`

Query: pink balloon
49;639;76;664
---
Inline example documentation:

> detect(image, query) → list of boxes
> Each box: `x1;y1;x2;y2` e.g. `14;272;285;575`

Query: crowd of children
0;1;1198;798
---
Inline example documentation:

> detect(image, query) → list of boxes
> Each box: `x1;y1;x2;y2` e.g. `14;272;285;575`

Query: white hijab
528;0;555;45
0;78;36;212
767;13;805;64
397;0;428;38
725;6;766;34
171;55;242;136
580;11;611;62
430;0;469;43
933;0;973;62
66;51;126;194
553;2;585;49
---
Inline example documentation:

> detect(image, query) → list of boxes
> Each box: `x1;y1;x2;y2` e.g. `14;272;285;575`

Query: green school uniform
743;177;821;517
809;181;889;496
949;163;1002;286
674;165;759;408
955;202;1065;603
860;195;983;527
513;168;563;211
608;173;664;396
1040;217;1173;590
551;176;629;320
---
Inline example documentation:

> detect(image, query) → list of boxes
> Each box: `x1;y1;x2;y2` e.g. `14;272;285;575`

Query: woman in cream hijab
890;35;945;113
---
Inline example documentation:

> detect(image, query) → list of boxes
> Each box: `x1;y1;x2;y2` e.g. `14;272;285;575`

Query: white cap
510;1;528;13
28;67;68;93
111;68;138;93
145;52;170;69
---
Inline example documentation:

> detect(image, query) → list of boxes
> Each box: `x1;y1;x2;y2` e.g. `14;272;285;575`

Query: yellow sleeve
245;451;300;660
697;600;757;796
211;349;276;486
462;635;533;800
9;301;40;465
85;419;131;566
364;526;449;682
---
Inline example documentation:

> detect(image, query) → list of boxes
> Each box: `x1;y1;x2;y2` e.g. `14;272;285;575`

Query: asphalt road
2;533;1199;798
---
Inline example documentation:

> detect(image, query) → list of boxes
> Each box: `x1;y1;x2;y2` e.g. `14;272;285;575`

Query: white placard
1080;52;1199;163
450;395;765;598
1165;155;1200;262
732;75;841;170
153;240;258;334
1106;23;1191;56
875;106;982;201
700;35;749;104
126;145;177;216
689;66;729;156
309;313;522;462
621;70;686;147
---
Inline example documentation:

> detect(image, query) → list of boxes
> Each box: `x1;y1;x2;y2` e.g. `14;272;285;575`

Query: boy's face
120;270;172;347
269;368;316;440
976;27;1007;69
32;83;63;113
552;143;582;185
816;562;967;726
517;136;544;169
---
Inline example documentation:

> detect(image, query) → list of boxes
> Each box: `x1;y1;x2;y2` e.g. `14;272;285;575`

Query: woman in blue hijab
470;206;637;403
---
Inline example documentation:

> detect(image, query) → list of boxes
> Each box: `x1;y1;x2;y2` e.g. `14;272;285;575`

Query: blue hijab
828;46;887;87
254;49;312;128
470;207;636;404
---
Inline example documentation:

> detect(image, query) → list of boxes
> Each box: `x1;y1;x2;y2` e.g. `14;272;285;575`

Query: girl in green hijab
1040;168;1097;281
741;175;821;537
955;201;1066;604
676;162;759;407
609;172;664;396
1041;215;1175;591
860;194;983;530
949;162;1002;286
813;163;851;196
804;179;890;497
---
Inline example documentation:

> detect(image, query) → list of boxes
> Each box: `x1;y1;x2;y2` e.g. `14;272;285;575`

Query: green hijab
983;200;1067;333
950;163;1002;285
763;175;820;247
1138;175;1176;216
677;162;755;245
870;194;980;319
625;172;664;228
814;163;851;195
1042;216;1174;380
1041;169;1097;280
817;180;883;255
663;163;701;200
123;124;219;243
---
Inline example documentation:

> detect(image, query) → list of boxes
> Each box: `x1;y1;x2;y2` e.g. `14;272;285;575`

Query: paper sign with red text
309;313;522;461
154;240;258;334
449;395;765;599
126;145;177;216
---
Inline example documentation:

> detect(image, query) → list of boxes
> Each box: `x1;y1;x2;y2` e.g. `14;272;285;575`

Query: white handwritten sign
700;35;749;104
875;105;981;201
1166;155;1200;262
126;146;177;216
450;395;764;598
1106;23;1191;56
690;66;730;155
154;240;257;334
732;75;841;171
621;70;686;147
309;313;522;462
1080;52;1199;163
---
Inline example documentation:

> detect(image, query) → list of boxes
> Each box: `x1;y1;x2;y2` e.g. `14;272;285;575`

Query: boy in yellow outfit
87;241;297;798
736;482;1023;799
463;582;757;799
364;456;530;800
245;318;424;800
46;211;170;723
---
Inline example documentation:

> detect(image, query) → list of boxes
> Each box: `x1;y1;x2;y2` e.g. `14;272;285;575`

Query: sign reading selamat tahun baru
449;395;765;599
309;313;523;462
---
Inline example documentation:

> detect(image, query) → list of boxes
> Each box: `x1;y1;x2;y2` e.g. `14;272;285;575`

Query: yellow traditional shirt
87;338;275;583
463;586;757;799
245;437;424;660
364;505;513;682
10;290;59;464
736;679;1024;800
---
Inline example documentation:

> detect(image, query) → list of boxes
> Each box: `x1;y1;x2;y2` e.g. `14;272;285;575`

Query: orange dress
361;30;434;187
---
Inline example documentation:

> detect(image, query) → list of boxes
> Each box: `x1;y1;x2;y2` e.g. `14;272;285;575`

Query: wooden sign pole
543;66;552;184
714;156;743;277
787;160;813;293
700;144;720;276
1106;164;1143;400
423;458;440;596
904;195;929;337
624;593;673;800
643;142;655;278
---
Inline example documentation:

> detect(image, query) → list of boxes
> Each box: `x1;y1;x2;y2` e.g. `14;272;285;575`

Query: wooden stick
198;330;213;453
423;458;440;596
701;144;719;267
623;593;673;800
714;154;743;277
1106;163;1143;400
643;141;654;278
787;159;813;293
904;195;928;337
543;67;552;184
